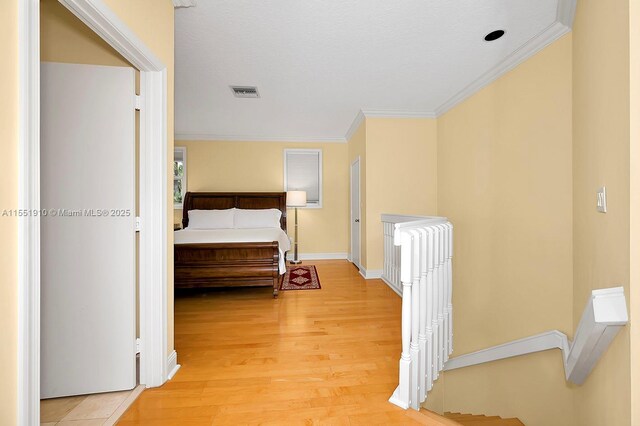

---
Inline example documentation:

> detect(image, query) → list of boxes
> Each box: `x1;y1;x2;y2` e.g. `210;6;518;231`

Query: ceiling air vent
230;86;260;98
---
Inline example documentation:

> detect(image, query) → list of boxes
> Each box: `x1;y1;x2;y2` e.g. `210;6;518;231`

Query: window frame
283;148;323;209
174;146;187;209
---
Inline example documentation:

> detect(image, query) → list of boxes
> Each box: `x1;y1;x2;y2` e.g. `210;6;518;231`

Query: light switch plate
597;187;607;213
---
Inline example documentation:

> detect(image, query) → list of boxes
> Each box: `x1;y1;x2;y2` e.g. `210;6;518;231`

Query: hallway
118;260;445;425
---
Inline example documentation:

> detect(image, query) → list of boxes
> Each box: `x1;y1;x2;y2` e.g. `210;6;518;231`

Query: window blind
284;150;321;205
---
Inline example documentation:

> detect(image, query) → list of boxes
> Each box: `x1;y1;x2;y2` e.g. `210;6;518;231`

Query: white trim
175;1;576;144
175;133;347;143
173;146;187;209
444;330;569;371
173;0;197;8
359;267;383;280
381;277;402;297
285;252;348;261
350;157;361;271
444;287;628;386
138;69;169;387
18;1;40;424
361;109;437;119
434;20;572;116
344;110;365;142
345;109;437;142
557;0;578;27
19;1;169;423
59;0;163;71
166;350;181;380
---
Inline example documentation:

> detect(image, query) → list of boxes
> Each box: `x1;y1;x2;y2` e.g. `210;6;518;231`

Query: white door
351;158;361;269
40;62;136;398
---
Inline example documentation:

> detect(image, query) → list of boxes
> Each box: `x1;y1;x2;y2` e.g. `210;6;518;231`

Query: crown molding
343;109;438;142
361;110;438;119
174;133;347;143
434;0;575;116
344;110;365;142
176;0;576;143
557;0;577;27
173;0;197;8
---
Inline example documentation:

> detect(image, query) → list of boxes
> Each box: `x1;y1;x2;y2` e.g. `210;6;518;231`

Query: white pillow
187;209;235;229
234;208;282;229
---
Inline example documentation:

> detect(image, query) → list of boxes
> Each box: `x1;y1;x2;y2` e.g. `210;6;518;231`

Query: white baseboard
167;350;181;380
444;330;568;371
381;277;402;297
286;252;348;261
444;287;628;386
359;267;383;280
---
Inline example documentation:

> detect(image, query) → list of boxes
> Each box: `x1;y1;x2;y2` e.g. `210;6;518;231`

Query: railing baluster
432;227;440;380
417;228;428;403
425;226;434;392
447;223;454;354
409;230;421;410
382;214;453;411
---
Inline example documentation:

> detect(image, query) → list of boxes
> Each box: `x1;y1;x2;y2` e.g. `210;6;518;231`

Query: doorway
351;157;361;270
18;0;169;423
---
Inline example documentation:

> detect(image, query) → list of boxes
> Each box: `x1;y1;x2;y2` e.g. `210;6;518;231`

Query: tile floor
40;385;144;425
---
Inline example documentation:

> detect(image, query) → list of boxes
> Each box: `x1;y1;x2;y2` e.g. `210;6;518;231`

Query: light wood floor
118;260;450;425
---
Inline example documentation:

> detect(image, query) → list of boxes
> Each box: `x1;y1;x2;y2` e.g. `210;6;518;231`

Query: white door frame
18;1;169;424
350;157;361;269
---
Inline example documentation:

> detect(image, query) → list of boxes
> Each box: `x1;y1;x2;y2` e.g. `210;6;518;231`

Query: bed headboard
182;192;287;231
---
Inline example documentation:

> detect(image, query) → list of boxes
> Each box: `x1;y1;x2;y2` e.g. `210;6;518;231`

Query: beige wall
364;118;438;271
41;0;131;67
348;122;367;266
630;0;640;422
346;117;437;271
1;1;19;423
174;141;350;255
431;35;574;426
572;1;632;425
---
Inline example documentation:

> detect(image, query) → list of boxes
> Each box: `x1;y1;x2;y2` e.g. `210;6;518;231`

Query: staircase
445;412;525;426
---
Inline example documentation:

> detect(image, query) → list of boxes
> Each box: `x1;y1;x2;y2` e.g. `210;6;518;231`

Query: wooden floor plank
119;260;450;425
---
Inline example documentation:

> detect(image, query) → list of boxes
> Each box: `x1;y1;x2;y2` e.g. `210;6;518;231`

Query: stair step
495;420;525;426
446;413;499;421
407;409;464;426
444;412;525;426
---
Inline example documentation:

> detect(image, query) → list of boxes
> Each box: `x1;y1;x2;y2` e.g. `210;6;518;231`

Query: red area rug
279;265;321;291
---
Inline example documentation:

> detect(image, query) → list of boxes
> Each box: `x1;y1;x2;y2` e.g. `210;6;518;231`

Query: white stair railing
383;214;453;410
382;218;628;413
444;286;628;386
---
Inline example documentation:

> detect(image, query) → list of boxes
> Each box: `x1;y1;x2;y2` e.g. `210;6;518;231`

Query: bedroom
3;0;640;425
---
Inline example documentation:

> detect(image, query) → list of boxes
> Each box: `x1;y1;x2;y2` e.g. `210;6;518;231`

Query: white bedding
174;227;291;274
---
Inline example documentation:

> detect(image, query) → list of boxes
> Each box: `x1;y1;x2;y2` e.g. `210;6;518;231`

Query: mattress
174;227;291;274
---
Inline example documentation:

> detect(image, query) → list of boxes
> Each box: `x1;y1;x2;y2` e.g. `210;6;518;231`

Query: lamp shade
286;190;307;207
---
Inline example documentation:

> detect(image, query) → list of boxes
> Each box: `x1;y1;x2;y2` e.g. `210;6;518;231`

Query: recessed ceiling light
484;30;505;42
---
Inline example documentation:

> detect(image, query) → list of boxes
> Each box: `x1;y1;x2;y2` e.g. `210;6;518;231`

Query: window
174;147;187;208
284;149;322;208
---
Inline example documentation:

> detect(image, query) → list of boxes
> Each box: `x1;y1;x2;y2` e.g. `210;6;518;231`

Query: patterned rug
279;265;321;291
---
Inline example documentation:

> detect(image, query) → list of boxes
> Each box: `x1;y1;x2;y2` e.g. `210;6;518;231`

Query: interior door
41;62;136;398
351;158;361;269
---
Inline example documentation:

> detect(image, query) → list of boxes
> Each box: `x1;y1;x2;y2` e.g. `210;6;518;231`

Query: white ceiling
174;0;575;142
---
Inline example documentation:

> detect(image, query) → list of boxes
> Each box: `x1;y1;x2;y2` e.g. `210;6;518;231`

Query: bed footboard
174;241;281;297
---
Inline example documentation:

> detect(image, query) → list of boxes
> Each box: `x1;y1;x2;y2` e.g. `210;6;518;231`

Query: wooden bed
174;192;287;297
